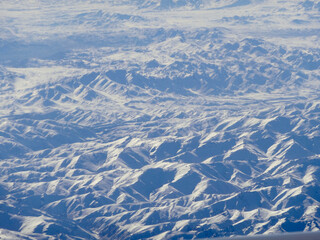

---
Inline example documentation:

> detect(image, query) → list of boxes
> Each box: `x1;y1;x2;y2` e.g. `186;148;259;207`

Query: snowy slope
0;0;320;239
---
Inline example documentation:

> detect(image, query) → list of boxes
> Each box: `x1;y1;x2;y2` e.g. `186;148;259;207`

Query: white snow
0;0;320;239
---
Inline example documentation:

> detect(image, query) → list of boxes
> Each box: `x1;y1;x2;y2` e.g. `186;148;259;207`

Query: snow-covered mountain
0;0;320;239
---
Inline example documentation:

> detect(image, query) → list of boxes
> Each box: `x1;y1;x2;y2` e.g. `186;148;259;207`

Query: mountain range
0;0;320;239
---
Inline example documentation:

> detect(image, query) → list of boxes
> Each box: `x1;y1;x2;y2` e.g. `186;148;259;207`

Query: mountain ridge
0;0;320;239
